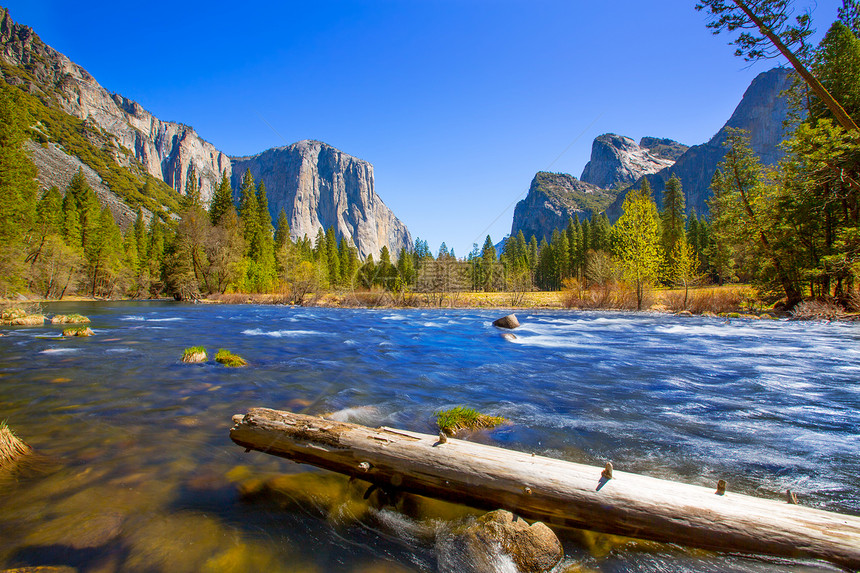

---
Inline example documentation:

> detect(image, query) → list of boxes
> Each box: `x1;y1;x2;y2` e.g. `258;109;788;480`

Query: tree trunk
733;0;860;133
231;409;860;571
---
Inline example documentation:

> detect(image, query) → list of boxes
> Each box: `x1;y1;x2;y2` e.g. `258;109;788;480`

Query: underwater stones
501;332;517;341
675;310;693;317
63;327;94;337
238;472;372;525
23;511;123;549
492;314;520;329
437;510;563;573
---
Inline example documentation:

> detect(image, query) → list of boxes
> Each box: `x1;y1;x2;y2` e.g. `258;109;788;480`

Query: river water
0;302;858;572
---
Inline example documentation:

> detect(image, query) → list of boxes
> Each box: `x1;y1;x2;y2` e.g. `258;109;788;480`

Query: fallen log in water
230;408;860;570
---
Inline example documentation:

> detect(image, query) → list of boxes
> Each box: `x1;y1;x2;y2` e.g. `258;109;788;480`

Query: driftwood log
230;408;860;570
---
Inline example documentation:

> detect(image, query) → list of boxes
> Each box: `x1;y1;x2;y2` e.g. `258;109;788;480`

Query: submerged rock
437;510;562;573
492;314;520;329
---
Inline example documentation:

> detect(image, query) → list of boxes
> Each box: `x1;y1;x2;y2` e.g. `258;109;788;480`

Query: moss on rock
215;349;247;367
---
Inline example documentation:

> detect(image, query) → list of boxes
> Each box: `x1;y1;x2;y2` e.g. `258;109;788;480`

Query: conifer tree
62;192;82;248
209;170;235;226
378;245;396;289
274;209;290;251
253;180;276;291
180;168;201;212
37;187;64;235
325;227;340;287
396;246;415;286
239;170;260;246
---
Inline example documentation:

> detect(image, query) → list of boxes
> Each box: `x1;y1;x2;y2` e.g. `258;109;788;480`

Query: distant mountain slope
0;7;229;202
606;67;794;220
231;141;412;259
510;172;615;243
580;133;677;189
639;137;689;161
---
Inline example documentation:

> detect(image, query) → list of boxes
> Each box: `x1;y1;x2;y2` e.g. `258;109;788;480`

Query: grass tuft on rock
51;313;90;324
182;346;208;364
63;326;94;337
0;420;32;469
1;305;46;326
436;406;505;436
215;349;247;367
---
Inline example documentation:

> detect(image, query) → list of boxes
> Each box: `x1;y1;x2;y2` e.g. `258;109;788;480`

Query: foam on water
242;328;323;337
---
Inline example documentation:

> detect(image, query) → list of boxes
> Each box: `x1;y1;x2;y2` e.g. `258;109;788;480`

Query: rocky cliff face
639;137;689;161
606;67;794;220
580;134;677;189
231;141;412;259
510;172;614;243
0;8;230;201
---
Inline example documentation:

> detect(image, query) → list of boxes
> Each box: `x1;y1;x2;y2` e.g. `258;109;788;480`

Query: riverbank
4;285;858;320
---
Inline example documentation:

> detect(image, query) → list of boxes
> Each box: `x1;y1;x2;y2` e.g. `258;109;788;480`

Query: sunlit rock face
231;140;412;260
580;134;676;189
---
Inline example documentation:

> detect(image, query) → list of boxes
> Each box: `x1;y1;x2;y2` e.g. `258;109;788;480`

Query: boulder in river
492;314;520;329
63;327;94;337
181;347;208;364
437;509;562;573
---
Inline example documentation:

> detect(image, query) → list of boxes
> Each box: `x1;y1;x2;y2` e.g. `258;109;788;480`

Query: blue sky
5;0;844;255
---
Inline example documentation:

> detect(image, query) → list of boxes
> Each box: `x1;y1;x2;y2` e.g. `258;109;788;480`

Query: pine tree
239;170;260;246
274;209;291;251
438;242;450;259
708;129;802;305
180;168;201;212
479;235;497;291
661;174;686;248
325;227;340;287
396;246;415;286
37;186;64;235
209;170;235;226
62;191;82;248
378;245;396;289
253;180;276;291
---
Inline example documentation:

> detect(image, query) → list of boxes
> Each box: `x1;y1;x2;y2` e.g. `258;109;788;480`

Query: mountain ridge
510;67;793;242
